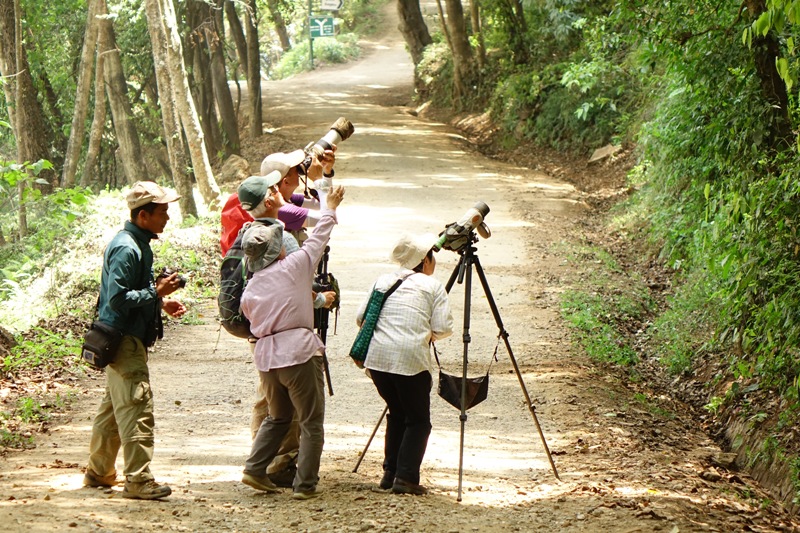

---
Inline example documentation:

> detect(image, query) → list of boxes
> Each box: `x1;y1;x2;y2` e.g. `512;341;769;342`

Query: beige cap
126;181;180;210
260;150;306;178
391;233;439;270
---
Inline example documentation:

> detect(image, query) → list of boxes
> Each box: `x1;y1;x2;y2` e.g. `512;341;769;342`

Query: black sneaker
392;478;427;495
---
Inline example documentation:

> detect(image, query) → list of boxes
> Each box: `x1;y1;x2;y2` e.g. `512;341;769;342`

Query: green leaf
755;11;772;36
776;57;793;92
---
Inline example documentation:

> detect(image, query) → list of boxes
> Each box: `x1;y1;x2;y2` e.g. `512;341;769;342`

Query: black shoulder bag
81;315;123;370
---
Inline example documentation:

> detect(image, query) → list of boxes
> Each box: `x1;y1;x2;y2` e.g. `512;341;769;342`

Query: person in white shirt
357;233;453;495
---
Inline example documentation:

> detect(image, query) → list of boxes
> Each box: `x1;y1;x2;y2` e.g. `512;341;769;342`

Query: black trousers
370;369;432;485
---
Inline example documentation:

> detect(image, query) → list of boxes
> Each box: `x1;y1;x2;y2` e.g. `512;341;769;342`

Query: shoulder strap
383;278;404;299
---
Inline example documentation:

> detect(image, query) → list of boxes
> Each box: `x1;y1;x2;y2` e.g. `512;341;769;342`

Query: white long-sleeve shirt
357;269;453;376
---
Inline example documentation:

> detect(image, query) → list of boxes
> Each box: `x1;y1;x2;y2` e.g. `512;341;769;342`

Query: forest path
0;4;797;532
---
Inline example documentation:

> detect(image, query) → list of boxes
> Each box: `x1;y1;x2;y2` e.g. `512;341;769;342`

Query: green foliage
632;392;675;418
416;42;455;108
471;6;643;151
271;34;361;79
559;244;653;368
3;328;82;376
338;0;384;35
16;396;48;424
561;289;639;366
704;396;725;416
648;267;722;375
0;182;93;302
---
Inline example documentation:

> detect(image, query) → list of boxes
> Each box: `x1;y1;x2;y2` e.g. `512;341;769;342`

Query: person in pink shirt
239;185;345;500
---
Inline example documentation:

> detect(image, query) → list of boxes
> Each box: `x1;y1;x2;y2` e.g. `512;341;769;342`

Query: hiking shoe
292;486;322;500
242;473;279;493
83;469;118;488
379;470;394;491
392;478;427;495
268;465;297;489
121;480;172;500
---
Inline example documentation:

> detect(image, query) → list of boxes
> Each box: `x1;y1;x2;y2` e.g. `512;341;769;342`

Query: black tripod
443;233;559;501
353;232;560;501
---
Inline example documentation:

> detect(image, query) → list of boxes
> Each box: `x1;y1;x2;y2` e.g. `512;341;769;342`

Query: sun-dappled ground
1;3;799;532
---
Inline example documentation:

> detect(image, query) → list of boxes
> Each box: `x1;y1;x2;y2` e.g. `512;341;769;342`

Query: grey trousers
249;340;300;474
244;356;325;493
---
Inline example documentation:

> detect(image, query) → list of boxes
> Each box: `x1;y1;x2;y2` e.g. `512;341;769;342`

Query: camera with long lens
435;202;492;252
157;267;187;288
297;117;355;177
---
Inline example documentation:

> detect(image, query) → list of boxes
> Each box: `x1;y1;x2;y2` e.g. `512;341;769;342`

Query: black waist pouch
82;321;123;370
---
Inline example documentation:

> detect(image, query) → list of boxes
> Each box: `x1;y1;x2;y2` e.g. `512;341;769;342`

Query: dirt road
1;6;798;533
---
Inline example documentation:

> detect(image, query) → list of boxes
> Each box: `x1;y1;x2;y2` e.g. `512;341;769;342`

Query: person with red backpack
220;192;253;257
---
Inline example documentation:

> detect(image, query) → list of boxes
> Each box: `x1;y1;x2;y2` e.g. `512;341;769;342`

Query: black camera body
158;267;187;288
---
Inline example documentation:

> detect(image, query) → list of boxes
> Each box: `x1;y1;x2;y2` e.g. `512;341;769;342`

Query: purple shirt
278;193;308;231
241;209;337;371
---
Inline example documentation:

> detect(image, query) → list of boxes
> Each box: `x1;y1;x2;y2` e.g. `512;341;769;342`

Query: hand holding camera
156;267;186;297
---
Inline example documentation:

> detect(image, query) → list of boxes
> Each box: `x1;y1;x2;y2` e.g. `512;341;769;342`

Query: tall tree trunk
82;9;108;188
745;0;793;151
469;0;485;69
224;0;248;69
0;0;54;192
37;69;66;162
208;17;240;156
63;0;101;188
245;0;262;138
187;1;222;158
396;0;432;65
434;0;460;98
264;0;291;52
443;0;475;106
147;0;220;210
224;0;246;115
97;4;145;186
145;0;198;218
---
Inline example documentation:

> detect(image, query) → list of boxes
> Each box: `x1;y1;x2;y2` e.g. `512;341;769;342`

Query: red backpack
220;194;253;256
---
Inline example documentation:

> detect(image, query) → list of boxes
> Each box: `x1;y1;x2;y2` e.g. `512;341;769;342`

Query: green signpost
310;16;335;38
308;0;340;69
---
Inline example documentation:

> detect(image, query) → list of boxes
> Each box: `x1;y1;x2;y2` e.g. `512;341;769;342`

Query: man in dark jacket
83;181;186;500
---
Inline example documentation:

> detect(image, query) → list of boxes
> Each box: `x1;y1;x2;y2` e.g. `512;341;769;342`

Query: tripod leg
472;255;561;481
456;255;474;502
445;251;465;293
353;405;388;473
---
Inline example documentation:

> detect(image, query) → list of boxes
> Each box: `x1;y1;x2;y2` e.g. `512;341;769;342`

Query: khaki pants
250;341;300;474
87;335;155;483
